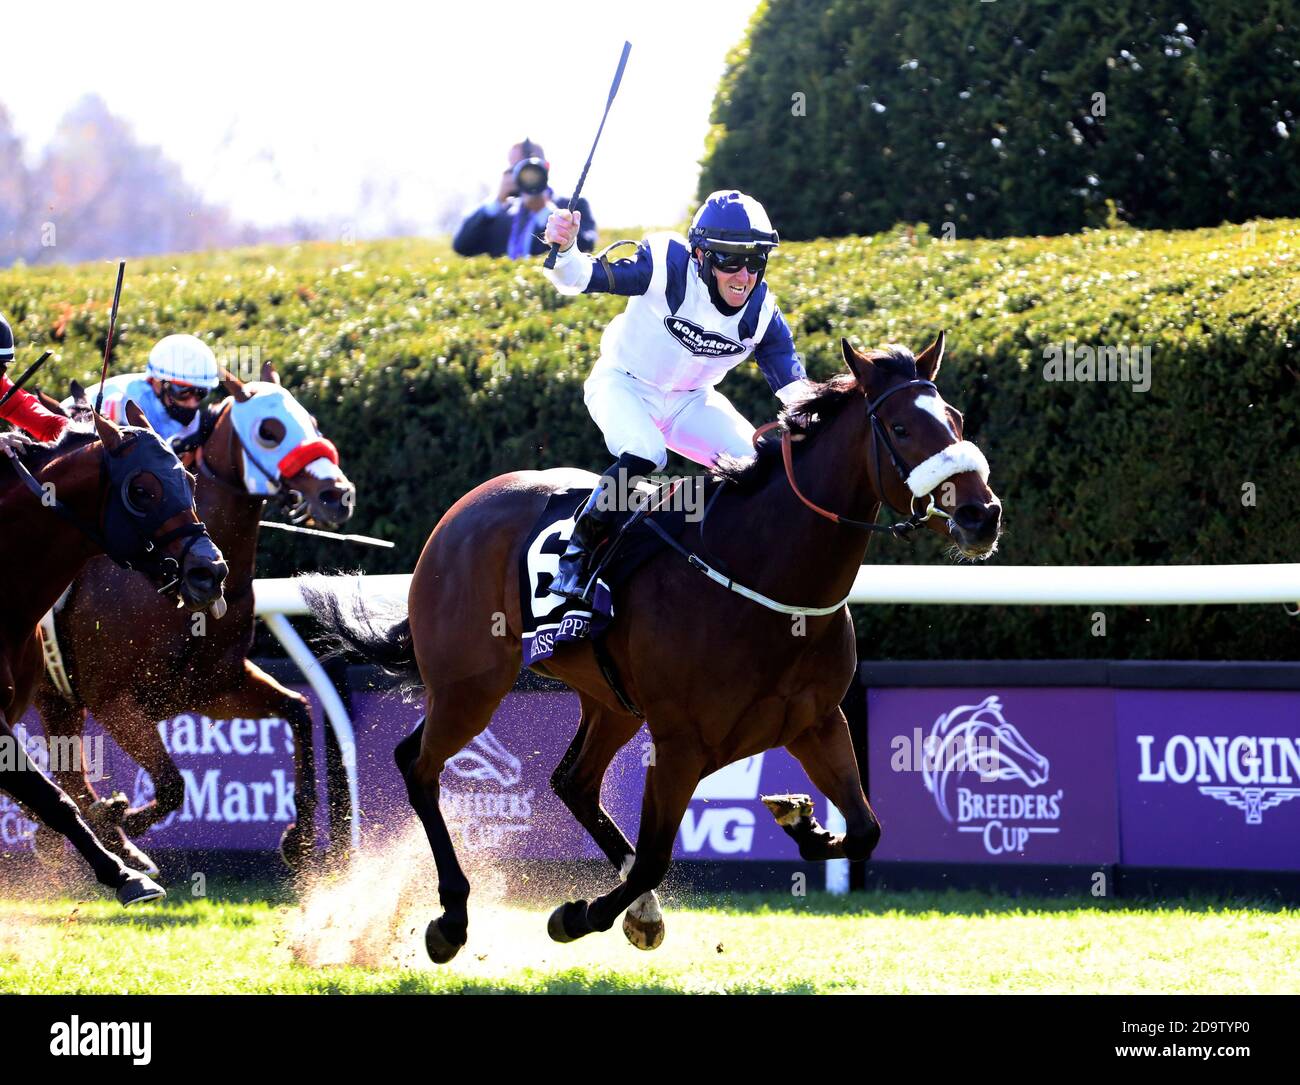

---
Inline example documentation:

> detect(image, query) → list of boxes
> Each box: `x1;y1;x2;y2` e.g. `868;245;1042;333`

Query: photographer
452;140;596;259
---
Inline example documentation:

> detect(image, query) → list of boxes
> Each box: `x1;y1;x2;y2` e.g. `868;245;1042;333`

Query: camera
511;156;549;197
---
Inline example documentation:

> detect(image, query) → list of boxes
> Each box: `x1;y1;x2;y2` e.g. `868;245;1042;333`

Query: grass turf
1;883;1296;994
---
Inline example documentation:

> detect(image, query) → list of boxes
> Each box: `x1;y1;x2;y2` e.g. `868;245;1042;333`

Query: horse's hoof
622;910;665;951
278;824;313;872
424;918;463;964
89;793;130;824
547;900;590;944
761;793;814;826
116;872;166;907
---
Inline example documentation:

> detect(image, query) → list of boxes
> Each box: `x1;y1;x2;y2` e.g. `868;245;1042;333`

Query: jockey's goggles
706;249;768;274
161;381;205;402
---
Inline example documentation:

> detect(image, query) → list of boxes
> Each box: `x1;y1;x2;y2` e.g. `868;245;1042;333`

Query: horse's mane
7;422;100;473
711;345;918;493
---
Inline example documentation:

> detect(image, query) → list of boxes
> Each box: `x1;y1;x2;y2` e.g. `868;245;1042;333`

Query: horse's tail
297;573;422;697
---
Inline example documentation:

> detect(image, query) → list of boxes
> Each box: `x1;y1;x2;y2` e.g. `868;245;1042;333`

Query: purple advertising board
4;700;330;852
3;688;824;863
866;687;1120;864
1115;689;1300;872
350;689;823;861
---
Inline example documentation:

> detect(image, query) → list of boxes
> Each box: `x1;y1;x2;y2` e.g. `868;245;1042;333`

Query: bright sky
2;0;762;235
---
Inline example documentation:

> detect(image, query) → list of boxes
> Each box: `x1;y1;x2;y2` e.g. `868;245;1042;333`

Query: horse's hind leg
190;660;319;872
549;734;707;944
550;694;664;949
0;711;163;906
400;668;516;964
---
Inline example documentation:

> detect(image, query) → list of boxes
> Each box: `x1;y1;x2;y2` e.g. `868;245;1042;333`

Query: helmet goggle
160;381;205;403
706;249;768;274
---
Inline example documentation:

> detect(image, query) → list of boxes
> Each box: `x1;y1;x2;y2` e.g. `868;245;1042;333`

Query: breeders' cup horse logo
922;695;1049;822
447;729;522;788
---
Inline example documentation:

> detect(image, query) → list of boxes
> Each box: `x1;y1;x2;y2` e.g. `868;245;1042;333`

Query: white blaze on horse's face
228;382;345;495
914;394;956;437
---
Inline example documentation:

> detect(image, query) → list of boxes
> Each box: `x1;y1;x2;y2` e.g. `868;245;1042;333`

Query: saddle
518;477;705;710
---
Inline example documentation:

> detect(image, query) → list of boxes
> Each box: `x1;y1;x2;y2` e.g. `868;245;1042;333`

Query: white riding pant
583;362;756;471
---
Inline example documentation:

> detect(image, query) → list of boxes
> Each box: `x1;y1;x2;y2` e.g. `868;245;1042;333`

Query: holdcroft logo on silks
441;728;534;850
920;696;1064;856
662;316;744;357
1137;734;1300;824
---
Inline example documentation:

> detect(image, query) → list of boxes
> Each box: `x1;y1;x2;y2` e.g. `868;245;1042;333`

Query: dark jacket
452;195;596;258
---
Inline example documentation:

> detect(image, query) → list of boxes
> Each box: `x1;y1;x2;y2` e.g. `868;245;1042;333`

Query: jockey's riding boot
552;452;658;604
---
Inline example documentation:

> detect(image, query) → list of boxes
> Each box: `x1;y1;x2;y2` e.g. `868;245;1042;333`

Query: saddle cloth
519;483;685;669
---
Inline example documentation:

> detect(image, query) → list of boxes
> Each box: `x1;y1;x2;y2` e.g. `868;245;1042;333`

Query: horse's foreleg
550;697;662;947
0;710;162;906
191;660;318;872
779;707;881;862
106;698;186;849
549;736;706;945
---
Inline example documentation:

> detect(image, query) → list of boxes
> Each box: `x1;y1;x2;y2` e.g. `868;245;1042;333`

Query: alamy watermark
889;726;1002;781
1042;340;1151;392
593;468;704;522
0;730;104;781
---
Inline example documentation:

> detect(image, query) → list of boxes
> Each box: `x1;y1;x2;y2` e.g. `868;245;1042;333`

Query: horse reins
755;378;954;538
641;379;965;617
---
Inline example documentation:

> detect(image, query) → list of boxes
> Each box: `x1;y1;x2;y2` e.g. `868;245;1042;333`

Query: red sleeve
0;375;69;443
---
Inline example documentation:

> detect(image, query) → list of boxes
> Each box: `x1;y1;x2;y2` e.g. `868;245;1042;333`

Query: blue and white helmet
147;334;220;390
688;190;779;254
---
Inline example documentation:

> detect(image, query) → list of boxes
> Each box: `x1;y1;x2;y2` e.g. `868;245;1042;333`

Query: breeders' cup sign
1117;689;1300;871
867;687;1119;864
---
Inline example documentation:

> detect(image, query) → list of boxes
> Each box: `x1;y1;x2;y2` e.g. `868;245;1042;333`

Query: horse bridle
4;432;209;591
757;378;955;539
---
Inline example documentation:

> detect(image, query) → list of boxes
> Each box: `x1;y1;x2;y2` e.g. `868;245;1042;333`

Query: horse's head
94;402;228;613
841;333;1001;559
221;362;356;527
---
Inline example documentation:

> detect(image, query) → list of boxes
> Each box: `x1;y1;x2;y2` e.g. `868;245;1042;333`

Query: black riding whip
542;40;632;270
0;351;54;412
93;260;126;415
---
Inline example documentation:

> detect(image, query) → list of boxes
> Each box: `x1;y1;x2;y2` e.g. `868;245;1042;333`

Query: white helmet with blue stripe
147;334;220;390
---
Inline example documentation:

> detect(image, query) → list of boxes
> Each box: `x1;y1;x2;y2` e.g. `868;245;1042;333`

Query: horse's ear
124;399;155;432
35;389;71;418
94;410;124;451
221;368;252;403
70;380;90;410
261;360;281;385
915;330;946;382
841;337;875;395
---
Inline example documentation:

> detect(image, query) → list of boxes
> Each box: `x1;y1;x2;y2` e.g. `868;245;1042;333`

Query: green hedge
2;219;1298;660
699;0;1300;239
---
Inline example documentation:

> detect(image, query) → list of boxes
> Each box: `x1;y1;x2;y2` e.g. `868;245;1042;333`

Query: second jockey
541;189;811;603
79;333;221;452
0;313;69;449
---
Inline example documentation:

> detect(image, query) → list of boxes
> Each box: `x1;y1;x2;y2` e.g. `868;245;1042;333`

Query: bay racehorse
30;363;355;874
0;403;227;904
305;334;1001;961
